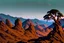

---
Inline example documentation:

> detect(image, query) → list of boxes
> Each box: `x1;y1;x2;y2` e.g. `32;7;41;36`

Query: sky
0;0;64;20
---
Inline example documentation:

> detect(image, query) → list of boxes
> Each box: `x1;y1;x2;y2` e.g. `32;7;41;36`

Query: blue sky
0;0;64;20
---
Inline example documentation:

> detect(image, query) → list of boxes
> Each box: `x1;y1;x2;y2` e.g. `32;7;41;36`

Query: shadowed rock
0;21;7;31
13;18;25;35
15;18;22;27
14;18;23;30
25;23;38;40
0;17;64;43
6;19;13;28
22;19;34;29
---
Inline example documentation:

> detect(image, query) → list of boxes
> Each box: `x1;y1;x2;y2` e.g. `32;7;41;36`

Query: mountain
0;13;53;26
0;13;26;24
35;24;45;31
0;19;39;43
0;21;8;31
1;13;64;29
47;19;64;28
6;19;13;28
12;18;25;35
29;19;64;43
0;18;64;43
25;23;38;39
22;19;34;29
48;23;55;28
60;19;64;27
0;16;4;21
32;19;44;25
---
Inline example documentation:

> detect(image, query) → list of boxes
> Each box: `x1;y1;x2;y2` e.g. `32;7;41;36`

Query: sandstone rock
6;19;13;28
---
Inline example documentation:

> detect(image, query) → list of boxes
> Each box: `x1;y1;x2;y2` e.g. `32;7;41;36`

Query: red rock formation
36;24;44;31
0;20;28;42
25;23;38;39
36;28;53;37
28;23;38;38
13;18;25;34
0;21;7;31
22;19;34;29
12;19;30;42
6;19;13;28
0;21;20;43
0;18;64;43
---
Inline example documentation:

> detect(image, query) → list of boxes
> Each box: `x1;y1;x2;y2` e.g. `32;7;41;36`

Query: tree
44;9;64;40
43;9;63;21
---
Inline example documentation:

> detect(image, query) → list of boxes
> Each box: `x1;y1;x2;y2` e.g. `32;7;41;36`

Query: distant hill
0;13;64;29
0;13;53;26
60;19;64;27
0;13;26;24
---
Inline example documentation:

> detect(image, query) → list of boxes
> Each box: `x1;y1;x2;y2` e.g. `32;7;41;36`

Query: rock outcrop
13;18;24;32
6;19;13;28
0;21;8;31
22;19;34;29
0;18;64;43
25;23;38;40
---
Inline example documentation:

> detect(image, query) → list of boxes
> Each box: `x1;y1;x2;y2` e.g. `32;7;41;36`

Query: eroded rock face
22;19;34;29
13;18;25;35
15;18;22;27
28;19;64;43
13;19;23;30
0;21;7;31
6;19;13;28
24;23;38;40
0;18;64;43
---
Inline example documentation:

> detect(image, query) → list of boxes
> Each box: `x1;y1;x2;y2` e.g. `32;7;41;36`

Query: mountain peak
15;18;22;27
0;21;5;24
25;19;32;23
13;18;25;32
0;21;7;31
6;19;13;28
22;19;34;29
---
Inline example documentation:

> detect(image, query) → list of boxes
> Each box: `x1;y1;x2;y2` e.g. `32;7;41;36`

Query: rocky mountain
0;13;26;24
28;19;64;43
0;19;37;43
0;18;64;43
0;13;64;43
6;19;13;28
0;13;64;27
22;19;53;30
0;13;54;26
35;24;44;31
22;19;35;29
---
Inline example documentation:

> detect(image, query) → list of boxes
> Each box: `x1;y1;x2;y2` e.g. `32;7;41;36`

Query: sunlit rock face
0;18;64;43
13;18;25;35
